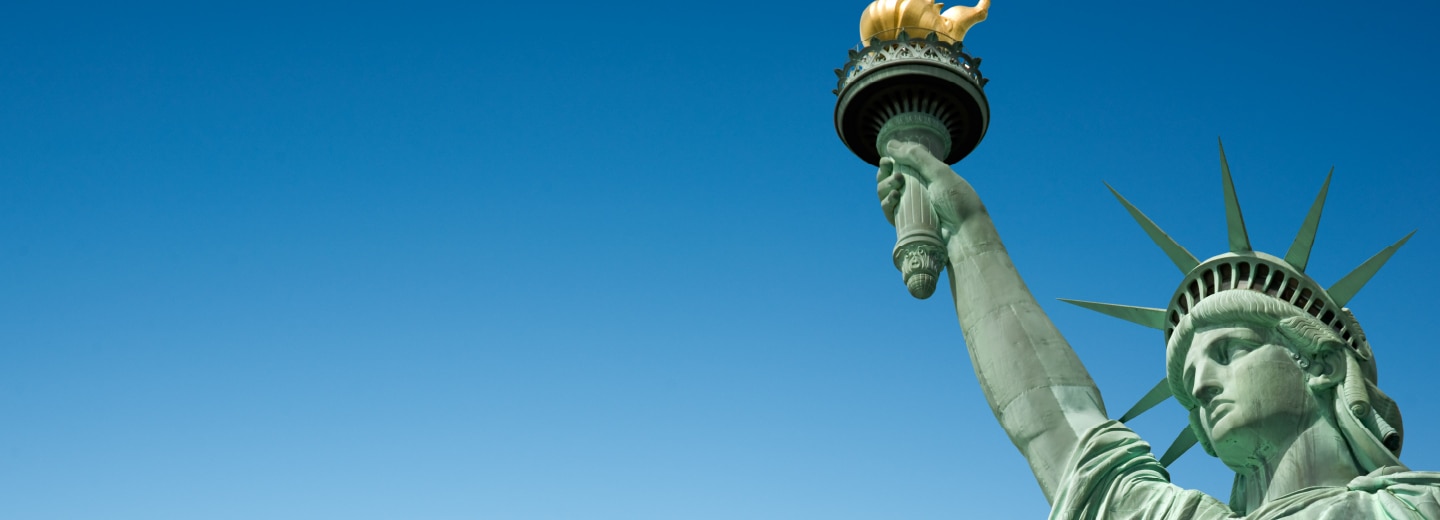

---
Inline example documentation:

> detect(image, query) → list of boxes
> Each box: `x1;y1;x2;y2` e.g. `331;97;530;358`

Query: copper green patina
839;3;1438;516
874;140;1440;518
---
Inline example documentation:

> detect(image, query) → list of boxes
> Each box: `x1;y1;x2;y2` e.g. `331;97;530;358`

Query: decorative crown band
1162;252;1380;363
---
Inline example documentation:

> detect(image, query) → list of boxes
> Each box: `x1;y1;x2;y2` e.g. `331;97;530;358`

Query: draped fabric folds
1050;421;1440;519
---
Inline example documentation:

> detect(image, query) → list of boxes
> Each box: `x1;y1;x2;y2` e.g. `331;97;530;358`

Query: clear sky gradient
4;1;1439;518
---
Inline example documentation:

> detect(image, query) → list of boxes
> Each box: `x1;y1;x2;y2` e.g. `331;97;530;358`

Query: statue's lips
1206;400;1235;426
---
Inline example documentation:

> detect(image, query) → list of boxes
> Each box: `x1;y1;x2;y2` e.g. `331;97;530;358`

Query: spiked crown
1062;141;1413;466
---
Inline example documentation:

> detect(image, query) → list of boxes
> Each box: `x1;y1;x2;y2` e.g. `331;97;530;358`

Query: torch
833;0;991;299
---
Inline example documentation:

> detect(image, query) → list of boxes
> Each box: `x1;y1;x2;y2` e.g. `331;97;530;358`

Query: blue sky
3;1;1439;518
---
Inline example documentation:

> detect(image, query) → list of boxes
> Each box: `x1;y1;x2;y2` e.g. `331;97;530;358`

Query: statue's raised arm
876;141;1109;501
845;3;1437;516
875;137;1440;518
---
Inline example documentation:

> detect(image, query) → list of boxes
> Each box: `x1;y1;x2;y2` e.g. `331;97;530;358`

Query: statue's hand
875;141;984;241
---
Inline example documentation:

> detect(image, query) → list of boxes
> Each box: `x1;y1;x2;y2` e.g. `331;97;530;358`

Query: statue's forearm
945;210;1108;503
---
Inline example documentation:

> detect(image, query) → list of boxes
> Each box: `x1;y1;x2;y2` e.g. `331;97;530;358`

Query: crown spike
1219;140;1252;253
1160;426;1199;467
1058;299;1168;330
1118;378;1173;423
1328;231;1416;307
1105;183;1200;273
1283;169;1333;272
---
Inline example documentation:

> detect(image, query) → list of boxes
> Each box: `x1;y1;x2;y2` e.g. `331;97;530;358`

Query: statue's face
1182;325;1318;469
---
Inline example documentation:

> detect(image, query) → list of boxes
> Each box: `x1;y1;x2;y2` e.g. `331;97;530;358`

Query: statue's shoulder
1255;469;1440;519
1333;470;1440;519
1347;466;1440;491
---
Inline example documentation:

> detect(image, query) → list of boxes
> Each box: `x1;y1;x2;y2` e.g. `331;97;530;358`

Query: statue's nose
1190;361;1223;407
1193;384;1222;408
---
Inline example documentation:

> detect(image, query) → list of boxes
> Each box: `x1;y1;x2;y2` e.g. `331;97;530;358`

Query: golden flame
859;0;989;45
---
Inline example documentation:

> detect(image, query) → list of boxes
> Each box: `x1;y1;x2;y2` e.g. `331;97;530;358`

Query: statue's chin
1210;429;1275;473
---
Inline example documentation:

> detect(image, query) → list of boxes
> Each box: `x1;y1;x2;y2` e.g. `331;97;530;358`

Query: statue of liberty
874;139;1440;518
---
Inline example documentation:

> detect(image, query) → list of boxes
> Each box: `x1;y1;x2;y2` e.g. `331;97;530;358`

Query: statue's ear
1305;348;1346;391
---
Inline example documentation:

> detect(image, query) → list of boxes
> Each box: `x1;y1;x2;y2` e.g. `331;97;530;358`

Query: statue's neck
1235;411;1362;513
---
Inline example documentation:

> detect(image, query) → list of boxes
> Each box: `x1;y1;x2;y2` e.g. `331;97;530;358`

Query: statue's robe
1051;421;1440;519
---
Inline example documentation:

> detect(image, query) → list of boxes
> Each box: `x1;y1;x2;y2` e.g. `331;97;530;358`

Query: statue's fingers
877;171;903;201
885;140;946;186
885;140;919;163
881;191;900;225
877;157;894;182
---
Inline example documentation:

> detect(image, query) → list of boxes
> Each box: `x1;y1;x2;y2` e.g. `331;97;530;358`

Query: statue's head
1062;143;1413;479
1165;289;1403;473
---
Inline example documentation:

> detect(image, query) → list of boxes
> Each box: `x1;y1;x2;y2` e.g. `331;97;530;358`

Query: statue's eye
1213;341;1253;364
1220;342;1253;364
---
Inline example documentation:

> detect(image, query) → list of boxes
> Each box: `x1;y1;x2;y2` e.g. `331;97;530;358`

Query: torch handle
890;163;947;299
